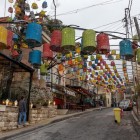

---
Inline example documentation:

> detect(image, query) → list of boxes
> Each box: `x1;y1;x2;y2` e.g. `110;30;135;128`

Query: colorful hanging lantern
95;59;98;64
40;64;47;75
43;43;53;59
62;27;75;51
50;30;62;52
11;50;19;58
90;55;95;61
83;55;88;59
21;43;28;49
111;61;115;66
96;54;101;60
42;1;48;8
111;50;116;55
116;54;120;60
8;7;13;13
96;33;110;54
132;41;138;49
0;26;7;49
15;7;21;14
25;3;30;12
58;64;64;71
68;59;73;65
8;0;13;3
88;61;92;66
119;39;133;60
12;34;18;42
26;22;42;47
28;50;41;67
7;30;13;49
76;47;81;54
82;29;96;54
32;3;38;9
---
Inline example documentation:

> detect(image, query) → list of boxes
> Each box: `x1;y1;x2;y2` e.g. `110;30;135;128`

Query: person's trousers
18;112;26;125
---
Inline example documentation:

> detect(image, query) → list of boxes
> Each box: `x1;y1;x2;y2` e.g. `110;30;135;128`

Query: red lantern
7;30;13;49
100;66;103;70
11;50;19;58
111;61;115;66
43;43;53;59
8;7;13;13
68;59;73;65
50;30;62;52
132;41;138;49
97;33;110;54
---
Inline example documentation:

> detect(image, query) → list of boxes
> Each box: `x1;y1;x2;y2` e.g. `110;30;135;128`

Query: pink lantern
7;30;13;49
50;30;62;52
132;41;138;49
43;43;53;59
11;50;19;58
111;61;115;66
97;33;110;54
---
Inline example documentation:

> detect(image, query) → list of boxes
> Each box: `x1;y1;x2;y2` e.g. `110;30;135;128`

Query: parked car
119;99;133;111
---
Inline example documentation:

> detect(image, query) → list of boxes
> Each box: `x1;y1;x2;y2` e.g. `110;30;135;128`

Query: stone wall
0;106;18;131
29;106;57;124
0;105;57;132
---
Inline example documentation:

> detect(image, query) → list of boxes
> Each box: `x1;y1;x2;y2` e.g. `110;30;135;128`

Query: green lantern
90;55;95;61
62;27;75;51
82;29;96;54
137;48;140;64
40;64;47;75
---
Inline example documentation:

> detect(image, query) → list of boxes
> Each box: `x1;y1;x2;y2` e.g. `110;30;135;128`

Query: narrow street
5;108;139;140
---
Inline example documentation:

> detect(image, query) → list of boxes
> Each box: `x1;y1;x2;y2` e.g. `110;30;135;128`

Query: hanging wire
51;0;123;17
4;0;6;17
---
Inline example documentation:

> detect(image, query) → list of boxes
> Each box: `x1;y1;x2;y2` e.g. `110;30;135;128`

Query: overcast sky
1;0;140;79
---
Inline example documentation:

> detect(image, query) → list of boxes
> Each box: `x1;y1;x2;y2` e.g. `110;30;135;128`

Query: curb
132;108;140;126
0;107;107;140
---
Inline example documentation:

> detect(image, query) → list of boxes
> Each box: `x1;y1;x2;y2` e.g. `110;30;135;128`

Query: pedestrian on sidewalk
99;100;103;110
18;96;27;126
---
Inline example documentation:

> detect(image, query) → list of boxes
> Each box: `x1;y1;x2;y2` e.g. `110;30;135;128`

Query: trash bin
113;108;121;124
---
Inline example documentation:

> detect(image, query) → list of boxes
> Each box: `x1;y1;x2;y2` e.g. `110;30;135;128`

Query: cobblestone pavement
4;108;140;140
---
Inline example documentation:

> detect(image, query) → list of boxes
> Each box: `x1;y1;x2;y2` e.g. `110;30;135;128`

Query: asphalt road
6;108;140;140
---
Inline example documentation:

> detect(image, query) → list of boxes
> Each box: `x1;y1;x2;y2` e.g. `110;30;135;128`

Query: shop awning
0;52;34;73
47;83;76;97
66;85;92;96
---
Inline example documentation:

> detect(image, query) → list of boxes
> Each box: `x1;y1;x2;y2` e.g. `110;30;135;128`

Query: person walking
18;96;27;126
99;100;103;110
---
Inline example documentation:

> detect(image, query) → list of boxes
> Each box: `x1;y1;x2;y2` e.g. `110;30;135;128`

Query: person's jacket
19;100;27;112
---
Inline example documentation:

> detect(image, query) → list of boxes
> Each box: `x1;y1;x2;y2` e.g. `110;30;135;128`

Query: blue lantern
29;50;41;67
95;59;98;64
42;1;48;8
119;39;133;60
26;22;42;47
12;34;18;42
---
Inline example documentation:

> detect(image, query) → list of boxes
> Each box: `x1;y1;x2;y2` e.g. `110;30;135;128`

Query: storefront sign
65;89;76;96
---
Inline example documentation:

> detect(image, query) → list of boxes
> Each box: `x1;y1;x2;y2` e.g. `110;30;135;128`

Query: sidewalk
132;106;140;123
0;107;106;139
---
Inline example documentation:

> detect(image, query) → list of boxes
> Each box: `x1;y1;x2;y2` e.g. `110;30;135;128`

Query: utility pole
134;17;140;41
134;17;140;114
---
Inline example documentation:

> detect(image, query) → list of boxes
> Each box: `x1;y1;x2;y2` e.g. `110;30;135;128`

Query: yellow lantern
0;26;7;49
76;47;81;54
88;61;92;66
111;50;116;55
116;54;120;60
15;7;21;14
32;3;38;9
21;43;28;48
